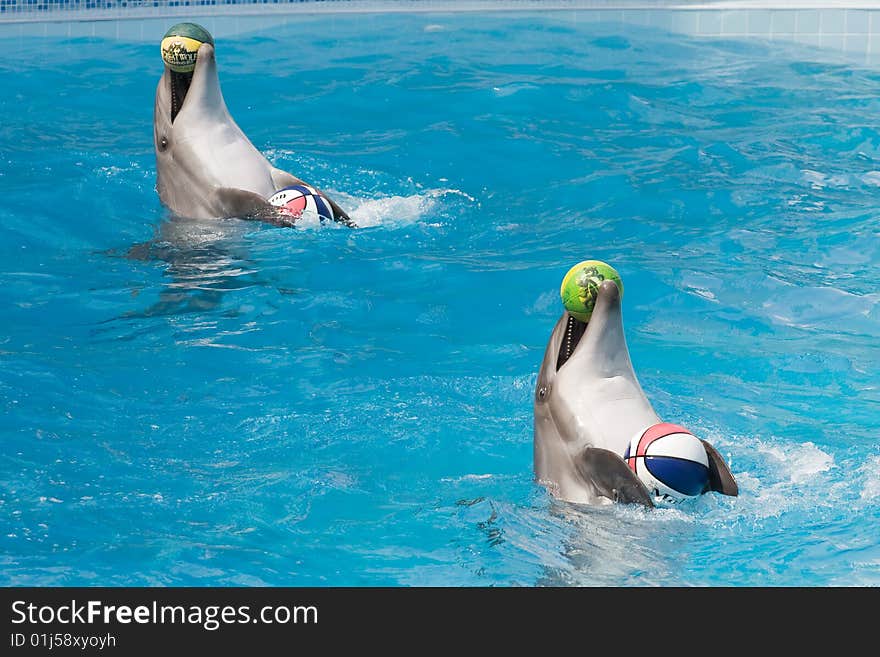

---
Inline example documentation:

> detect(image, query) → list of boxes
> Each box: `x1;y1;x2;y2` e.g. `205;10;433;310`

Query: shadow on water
452;484;693;586
106;214;271;319
532;498;693;587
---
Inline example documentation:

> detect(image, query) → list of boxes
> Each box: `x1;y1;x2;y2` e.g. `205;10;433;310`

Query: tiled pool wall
3;1;880;65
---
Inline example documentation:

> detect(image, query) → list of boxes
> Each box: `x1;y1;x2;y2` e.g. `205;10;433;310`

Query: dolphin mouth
555;314;587;371
553;279;622;372
169;70;193;123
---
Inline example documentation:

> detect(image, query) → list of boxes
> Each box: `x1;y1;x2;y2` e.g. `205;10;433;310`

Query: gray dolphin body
153;43;352;226
534;280;738;507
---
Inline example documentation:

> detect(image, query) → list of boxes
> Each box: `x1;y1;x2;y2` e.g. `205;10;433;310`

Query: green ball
559;260;623;322
160;23;215;73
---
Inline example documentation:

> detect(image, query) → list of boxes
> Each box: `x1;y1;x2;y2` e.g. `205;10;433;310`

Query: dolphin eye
537;385;547;401
159;136;168;151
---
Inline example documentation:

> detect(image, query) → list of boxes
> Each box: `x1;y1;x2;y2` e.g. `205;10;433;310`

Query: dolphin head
154;41;226;138
153;43;283;220
533;279;738;506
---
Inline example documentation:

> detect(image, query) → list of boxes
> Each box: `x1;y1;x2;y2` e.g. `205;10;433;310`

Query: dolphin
533;279;738;507
153;42;353;226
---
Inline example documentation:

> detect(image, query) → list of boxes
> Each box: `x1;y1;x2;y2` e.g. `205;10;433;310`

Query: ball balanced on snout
160;22;214;73
560;260;623;322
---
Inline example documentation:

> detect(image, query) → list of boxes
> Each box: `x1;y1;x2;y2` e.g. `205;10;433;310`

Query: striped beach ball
267;184;336;223
624;422;710;503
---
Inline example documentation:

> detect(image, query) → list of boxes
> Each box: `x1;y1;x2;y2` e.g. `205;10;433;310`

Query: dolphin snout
554;280;622;372
196;42;214;64
593;278;622;316
598;278;621;302
586;278;623;326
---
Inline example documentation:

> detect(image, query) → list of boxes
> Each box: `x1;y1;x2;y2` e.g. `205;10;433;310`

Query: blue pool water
1;11;879;587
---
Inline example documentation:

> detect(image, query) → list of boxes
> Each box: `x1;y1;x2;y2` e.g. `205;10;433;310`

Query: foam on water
858;456;880;501
338;188;477;228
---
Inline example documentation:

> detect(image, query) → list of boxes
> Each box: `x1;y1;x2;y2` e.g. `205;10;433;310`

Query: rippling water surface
1;11;878;586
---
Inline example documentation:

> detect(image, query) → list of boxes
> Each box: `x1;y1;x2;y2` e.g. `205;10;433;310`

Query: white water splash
859;456;880;501
525;290;558;316
97;163;142;178
333;188;476;228
760;440;834;485
716;435;838;519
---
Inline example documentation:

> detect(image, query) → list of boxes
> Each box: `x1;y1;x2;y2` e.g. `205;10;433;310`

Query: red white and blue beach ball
267;184;336;222
624;423;710;503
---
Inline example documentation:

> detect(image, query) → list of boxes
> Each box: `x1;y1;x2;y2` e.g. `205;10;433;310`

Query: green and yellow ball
160;23;214;74
560;260;623;322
